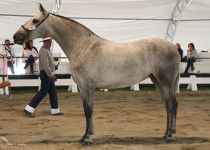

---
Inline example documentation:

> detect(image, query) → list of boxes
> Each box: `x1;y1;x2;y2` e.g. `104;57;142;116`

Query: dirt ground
0;90;210;150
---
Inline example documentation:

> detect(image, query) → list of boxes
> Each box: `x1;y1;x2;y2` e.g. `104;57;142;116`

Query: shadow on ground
25;136;209;146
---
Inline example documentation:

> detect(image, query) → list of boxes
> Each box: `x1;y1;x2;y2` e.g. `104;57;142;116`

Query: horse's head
13;3;50;45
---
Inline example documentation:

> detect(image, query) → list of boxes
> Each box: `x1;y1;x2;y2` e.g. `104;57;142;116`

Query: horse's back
103;38;180;69
131;38;178;55
132;38;180;75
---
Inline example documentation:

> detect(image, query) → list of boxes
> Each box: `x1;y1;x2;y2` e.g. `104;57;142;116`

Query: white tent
0;0;210;55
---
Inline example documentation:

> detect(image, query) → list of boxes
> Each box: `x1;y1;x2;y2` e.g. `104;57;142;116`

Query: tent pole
165;0;192;42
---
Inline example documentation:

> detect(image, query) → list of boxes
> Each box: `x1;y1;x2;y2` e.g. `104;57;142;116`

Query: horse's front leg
79;88;95;145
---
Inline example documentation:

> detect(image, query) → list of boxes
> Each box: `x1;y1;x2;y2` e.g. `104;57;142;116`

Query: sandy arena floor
0;90;210;150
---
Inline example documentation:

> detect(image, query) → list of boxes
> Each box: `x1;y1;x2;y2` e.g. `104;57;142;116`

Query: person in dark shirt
176;43;183;61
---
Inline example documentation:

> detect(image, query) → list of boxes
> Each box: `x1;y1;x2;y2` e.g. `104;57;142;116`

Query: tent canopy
1;0;210;55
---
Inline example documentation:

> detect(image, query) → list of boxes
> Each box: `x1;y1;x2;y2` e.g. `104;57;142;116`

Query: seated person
175;43;184;61
21;41;38;74
184;43;198;74
29;40;38;53
0;81;11;88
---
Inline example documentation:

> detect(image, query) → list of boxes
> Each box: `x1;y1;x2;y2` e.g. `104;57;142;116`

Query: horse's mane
51;13;97;36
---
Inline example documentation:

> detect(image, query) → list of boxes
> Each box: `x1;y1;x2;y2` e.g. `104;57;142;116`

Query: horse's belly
96;71;149;89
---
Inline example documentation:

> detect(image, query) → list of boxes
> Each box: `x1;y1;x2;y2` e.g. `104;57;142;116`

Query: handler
24;37;63;117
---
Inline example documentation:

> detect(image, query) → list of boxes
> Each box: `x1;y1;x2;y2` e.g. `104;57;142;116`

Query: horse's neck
48;14;96;60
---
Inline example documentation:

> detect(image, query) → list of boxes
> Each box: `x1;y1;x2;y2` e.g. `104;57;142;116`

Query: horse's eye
32;19;39;24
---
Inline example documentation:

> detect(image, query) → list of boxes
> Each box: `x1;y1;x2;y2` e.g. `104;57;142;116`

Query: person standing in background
2;39;15;74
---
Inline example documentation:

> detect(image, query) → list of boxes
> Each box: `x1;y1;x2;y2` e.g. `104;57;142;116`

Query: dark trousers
28;70;58;109
7;61;15;74
24;55;35;73
184;57;195;74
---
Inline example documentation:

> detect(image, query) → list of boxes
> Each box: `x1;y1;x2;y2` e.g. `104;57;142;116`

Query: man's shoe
24;109;34;118
51;112;64;116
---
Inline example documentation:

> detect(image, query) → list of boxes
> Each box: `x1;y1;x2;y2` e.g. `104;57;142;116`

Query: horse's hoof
79;138;85;143
165;137;175;144
82;138;94;146
162;135;167;139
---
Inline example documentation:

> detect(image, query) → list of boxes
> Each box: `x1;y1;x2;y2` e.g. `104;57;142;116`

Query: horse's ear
38;3;46;14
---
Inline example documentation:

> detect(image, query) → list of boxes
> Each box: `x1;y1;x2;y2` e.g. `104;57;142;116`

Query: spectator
29;40;38;53
21;41;38;74
184;43;198;74
175;43;183;61
2;39;15;74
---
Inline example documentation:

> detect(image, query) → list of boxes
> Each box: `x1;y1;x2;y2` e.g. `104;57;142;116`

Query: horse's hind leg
171;74;179;137
150;74;178;143
162;86;178;143
79;86;95;145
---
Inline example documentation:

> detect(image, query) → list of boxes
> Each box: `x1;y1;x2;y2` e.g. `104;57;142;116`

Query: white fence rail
1;74;210;95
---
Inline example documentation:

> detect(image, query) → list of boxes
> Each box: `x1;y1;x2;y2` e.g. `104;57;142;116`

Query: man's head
4;39;11;46
41;37;52;49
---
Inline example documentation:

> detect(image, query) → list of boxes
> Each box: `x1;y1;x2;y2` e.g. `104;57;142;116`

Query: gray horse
13;4;180;145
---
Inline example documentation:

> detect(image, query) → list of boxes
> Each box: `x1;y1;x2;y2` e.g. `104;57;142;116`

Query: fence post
133;83;140;91
1;58;9;95
70;78;78;93
0;76;3;94
190;75;198;91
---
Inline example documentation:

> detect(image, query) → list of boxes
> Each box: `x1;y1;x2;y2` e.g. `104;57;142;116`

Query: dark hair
4;39;10;44
24;41;32;50
188;43;195;50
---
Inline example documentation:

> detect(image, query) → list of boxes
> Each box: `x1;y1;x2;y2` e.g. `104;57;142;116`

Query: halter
21;13;50;32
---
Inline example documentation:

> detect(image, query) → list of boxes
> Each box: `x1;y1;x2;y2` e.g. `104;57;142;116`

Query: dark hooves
165;137;175;144
79;138;94;146
79;138;85;143
163;135;167;139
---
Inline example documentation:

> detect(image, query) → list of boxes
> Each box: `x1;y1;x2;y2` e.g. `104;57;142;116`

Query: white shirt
1;46;15;62
38;47;55;77
21;48;38;62
187;49;198;58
